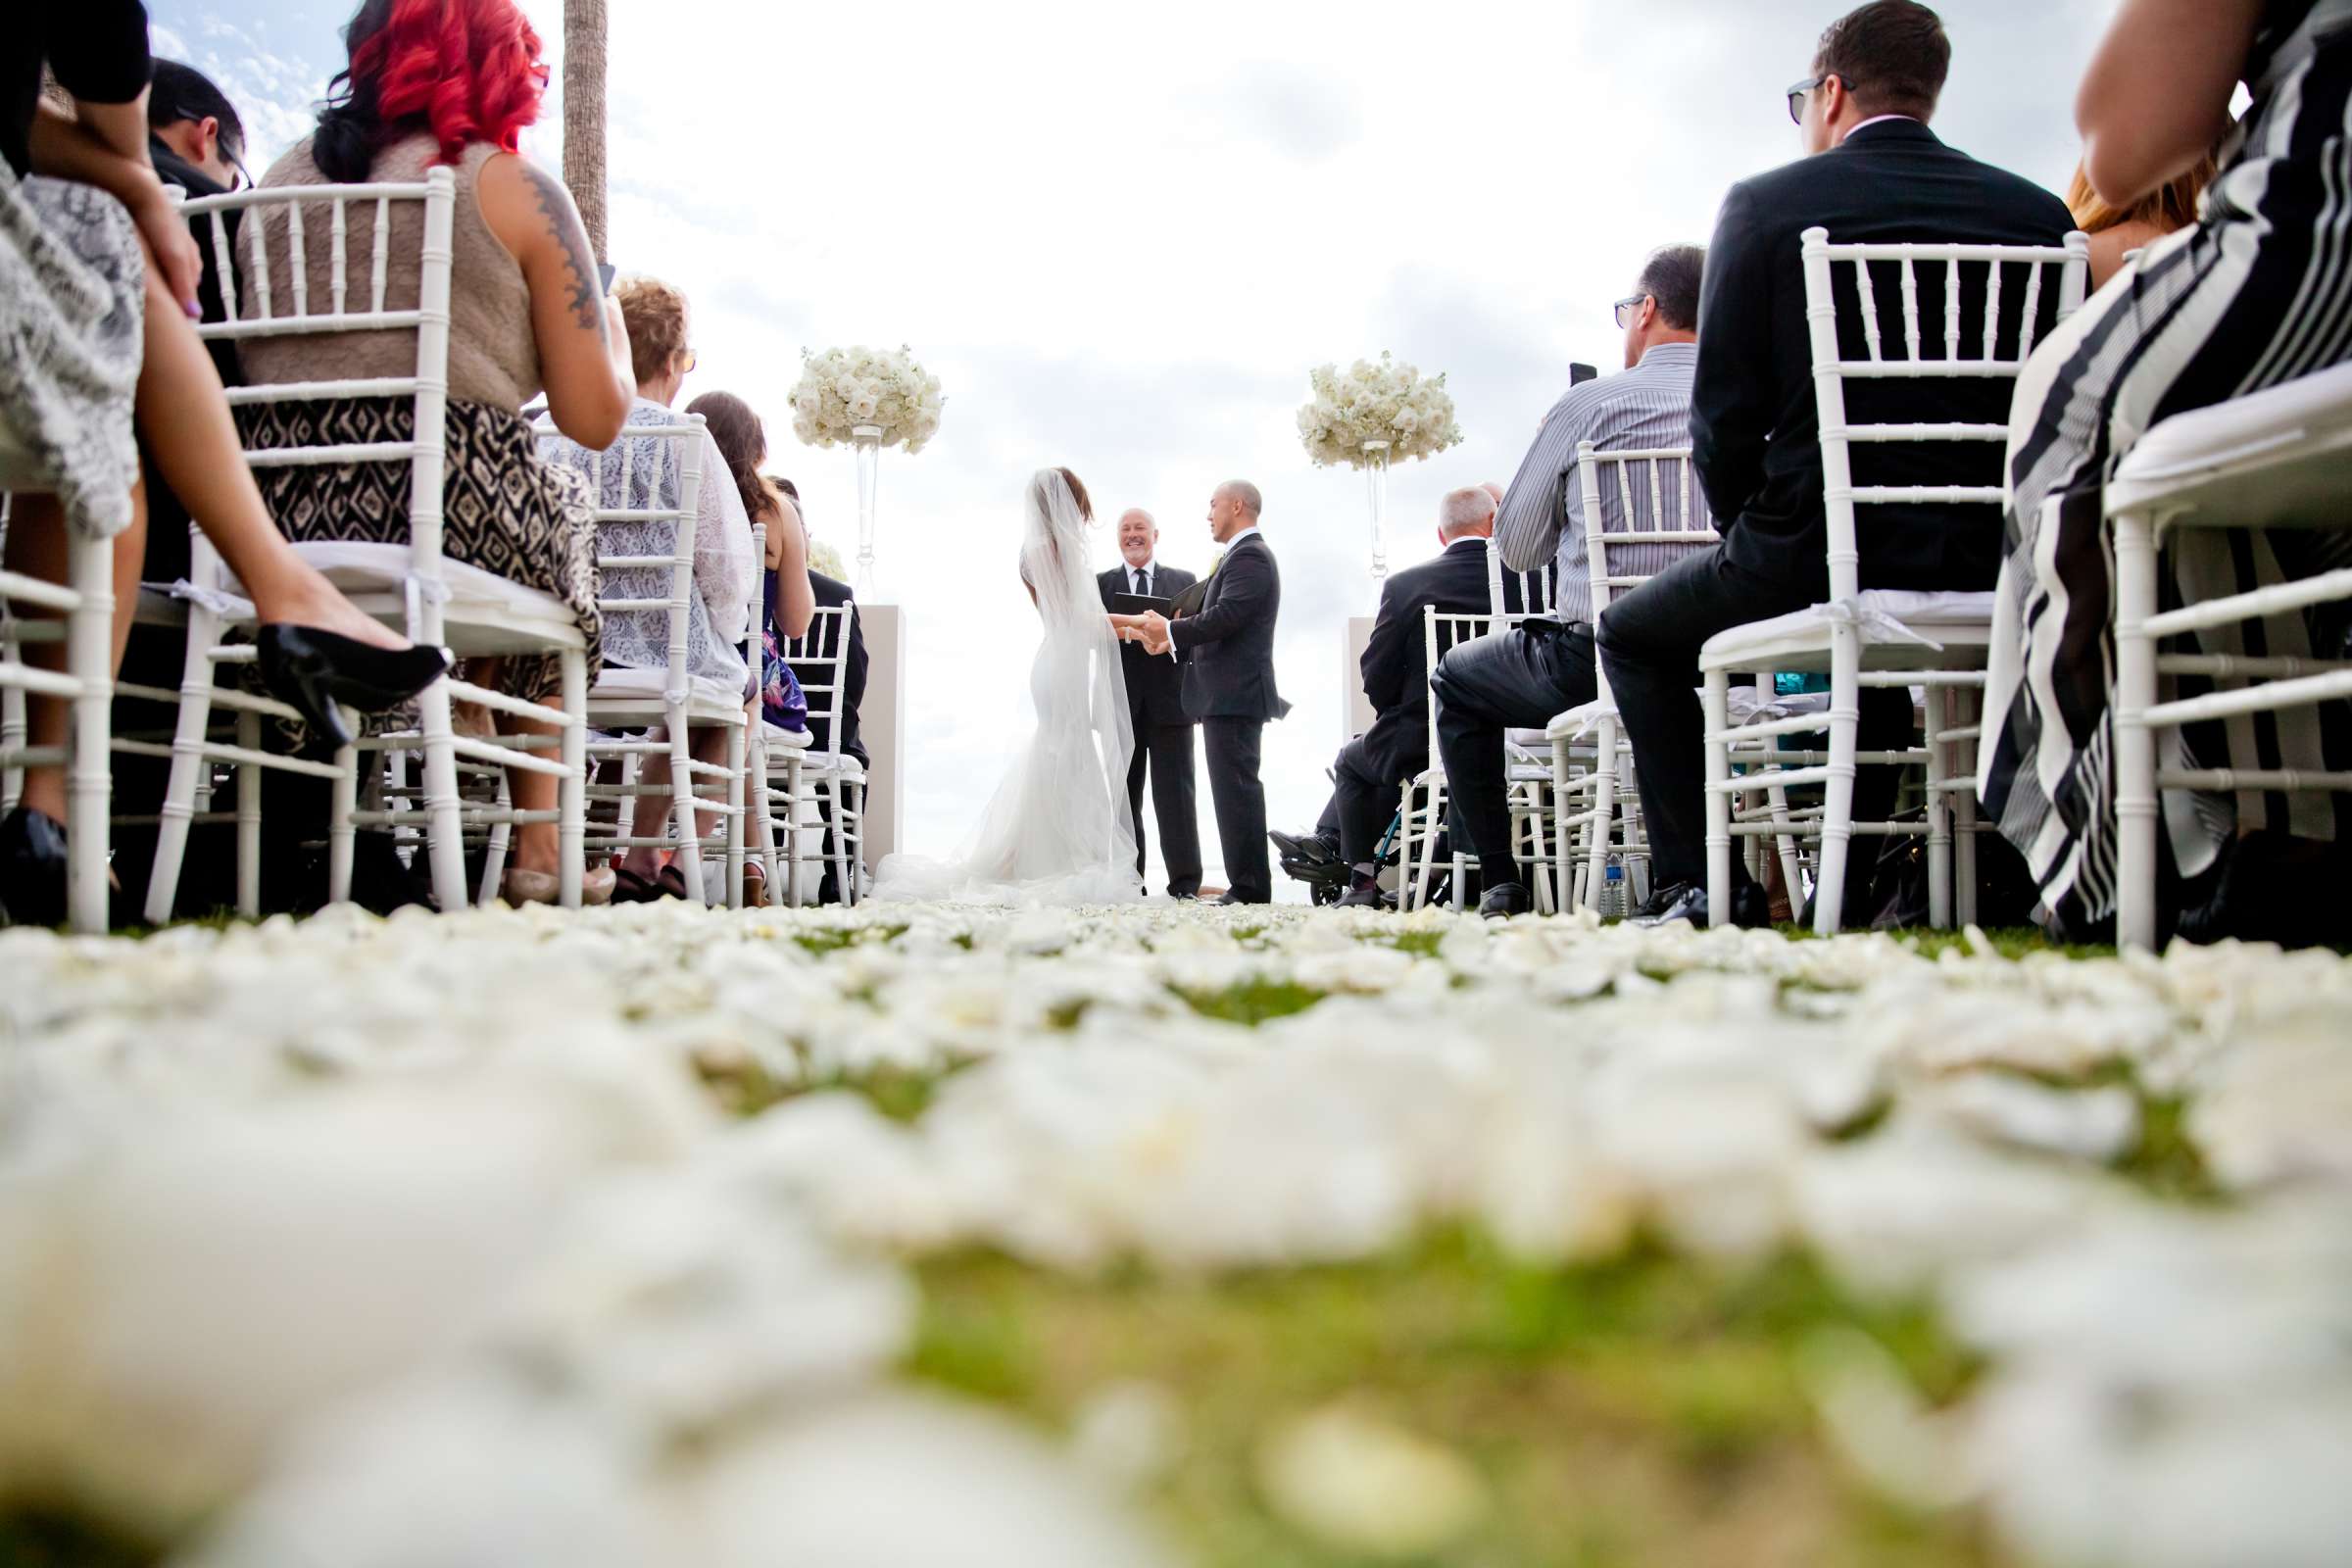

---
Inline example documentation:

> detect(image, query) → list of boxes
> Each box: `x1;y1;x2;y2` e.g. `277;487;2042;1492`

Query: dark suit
1597;119;2074;896
1330;538;1510;868
1099;561;1201;897
1171;531;1289;903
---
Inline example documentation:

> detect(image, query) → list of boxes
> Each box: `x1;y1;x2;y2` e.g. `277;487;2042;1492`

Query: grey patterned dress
0;161;143;538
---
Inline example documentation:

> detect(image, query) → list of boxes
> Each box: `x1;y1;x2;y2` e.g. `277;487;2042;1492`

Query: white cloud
164;0;2116;889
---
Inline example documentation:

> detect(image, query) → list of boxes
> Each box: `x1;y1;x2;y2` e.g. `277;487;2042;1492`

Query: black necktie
1134;567;1149;596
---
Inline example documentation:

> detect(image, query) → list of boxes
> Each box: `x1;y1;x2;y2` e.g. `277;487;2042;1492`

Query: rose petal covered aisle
3;905;2348;1567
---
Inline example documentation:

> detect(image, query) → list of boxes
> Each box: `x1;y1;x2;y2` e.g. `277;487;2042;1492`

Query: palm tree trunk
562;0;609;263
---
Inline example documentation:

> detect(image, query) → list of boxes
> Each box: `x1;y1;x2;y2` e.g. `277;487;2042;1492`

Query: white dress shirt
1124;559;1158;596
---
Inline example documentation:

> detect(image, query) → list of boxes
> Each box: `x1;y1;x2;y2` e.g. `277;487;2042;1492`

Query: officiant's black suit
1099;561;1201;897
1170;532;1288;904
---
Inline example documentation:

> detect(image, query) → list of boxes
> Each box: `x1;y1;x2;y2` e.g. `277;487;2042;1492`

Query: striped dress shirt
1493;341;1706;624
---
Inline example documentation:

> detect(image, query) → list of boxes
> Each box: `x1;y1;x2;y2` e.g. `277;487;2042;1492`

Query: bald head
1481;480;1504;508
1440;485;1498;541
1207;479;1263;545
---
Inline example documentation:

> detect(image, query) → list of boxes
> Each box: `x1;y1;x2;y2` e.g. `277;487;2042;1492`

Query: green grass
693;1054;961;1122
906;1231;2002;1568
1171;978;1329;1027
0;1510;158;1568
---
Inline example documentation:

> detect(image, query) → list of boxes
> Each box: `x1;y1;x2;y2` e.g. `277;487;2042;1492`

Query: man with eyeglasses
1423;243;1706;918
1594;0;2073;929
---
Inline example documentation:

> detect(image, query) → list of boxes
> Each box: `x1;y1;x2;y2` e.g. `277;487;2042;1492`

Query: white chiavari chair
1545;443;1722;912
2110;359;2352;950
542;413;753;908
760;603;864;907
1702;226;2089;933
144;169;591;921
1396;606;1498;910
0;476;115;932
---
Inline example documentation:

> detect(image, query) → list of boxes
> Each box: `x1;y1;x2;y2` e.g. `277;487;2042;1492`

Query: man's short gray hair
1440;485;1498;538
1119;508;1156;529
1218;479;1263;518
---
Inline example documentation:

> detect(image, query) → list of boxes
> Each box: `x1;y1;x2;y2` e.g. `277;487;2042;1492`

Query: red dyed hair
318;0;548;177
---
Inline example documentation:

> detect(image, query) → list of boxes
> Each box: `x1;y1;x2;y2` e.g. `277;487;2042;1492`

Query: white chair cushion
1544;699;1614;743
1505;727;1550;749
762;720;812;749
2108;361;2352;526
589;663;744;713
1699;589;1994;672
257;541;583;650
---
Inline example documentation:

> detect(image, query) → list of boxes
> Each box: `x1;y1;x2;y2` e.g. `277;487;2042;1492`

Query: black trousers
1595;546;1910;897
1429;621;1598;884
1331;734;1412;869
1201;716;1272;902
1127;720;1202;898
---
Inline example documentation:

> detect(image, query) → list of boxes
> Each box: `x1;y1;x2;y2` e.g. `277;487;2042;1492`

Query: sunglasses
1785;74;1846;124
1612;292;1650;329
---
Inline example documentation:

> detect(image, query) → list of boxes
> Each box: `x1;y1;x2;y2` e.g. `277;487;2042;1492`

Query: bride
872;467;1145;906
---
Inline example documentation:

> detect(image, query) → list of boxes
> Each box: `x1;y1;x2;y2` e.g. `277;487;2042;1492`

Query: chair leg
1814;627;1862;937
669;722;707;906
750;746;780;905
477;771;512;908
1;632;23;815
235;709;262;920
824;776;853;907
1767;783;1803;912
559;651;585;909
1703;668;1733;928
726;723;747;911
146;592;223;926
1953;685;1981;930
1585;722;1619;913
328;731;358;906
2114;508;2162;951
65;528;113;933
415;677;469;912
1926;683;1953;929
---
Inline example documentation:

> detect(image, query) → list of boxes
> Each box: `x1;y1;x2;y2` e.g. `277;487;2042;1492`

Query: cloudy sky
155;0;2117;892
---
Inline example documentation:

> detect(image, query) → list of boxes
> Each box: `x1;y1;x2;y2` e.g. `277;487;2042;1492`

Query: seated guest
1600;0;2074;928
1301;486;1509;907
144;58;242;390
772;476;868;904
1425;245;1707;917
3;1;447;925
236;0;637;907
1984;0;2352;945
545;276;755;901
2065;151;2213;291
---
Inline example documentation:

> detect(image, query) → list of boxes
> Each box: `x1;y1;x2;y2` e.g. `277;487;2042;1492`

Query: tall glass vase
1361;438;1392;581
852;423;882;599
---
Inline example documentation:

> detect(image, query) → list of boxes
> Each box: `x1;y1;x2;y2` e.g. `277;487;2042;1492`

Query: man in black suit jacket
1097;508;1201;898
1597;0;2074;928
1138;480;1288;905
1295;489;1511;906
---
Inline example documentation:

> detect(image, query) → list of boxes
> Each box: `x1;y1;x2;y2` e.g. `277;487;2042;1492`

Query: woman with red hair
237;0;638;905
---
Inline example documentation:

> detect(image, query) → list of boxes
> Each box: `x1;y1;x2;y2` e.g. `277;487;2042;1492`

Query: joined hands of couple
1109;609;1177;658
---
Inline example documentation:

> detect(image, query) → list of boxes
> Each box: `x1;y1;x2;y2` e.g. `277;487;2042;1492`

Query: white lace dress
545;398;757;688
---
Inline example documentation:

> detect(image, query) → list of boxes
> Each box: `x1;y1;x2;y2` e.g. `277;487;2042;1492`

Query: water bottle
1602;863;1626;918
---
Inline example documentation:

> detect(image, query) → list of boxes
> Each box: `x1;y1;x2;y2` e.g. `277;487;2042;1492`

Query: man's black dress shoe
256;627;453;755
0;806;70;928
1479;882;1532;920
1630;878;1767;930
1334;885;1387;909
1268;829;1339;865
1212;891;1272;906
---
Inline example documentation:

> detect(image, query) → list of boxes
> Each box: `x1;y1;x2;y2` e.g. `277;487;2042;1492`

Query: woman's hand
129;183;205;316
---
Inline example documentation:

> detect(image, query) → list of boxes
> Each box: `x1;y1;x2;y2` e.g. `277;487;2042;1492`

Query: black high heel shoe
0;805;69;929
255;626;453;755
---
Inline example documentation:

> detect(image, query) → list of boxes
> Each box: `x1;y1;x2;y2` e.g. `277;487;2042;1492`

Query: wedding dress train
871;470;1144;906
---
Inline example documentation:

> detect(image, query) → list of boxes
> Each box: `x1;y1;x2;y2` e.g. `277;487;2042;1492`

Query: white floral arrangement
790;345;945;455
808;536;848;580
1297;351;1463;468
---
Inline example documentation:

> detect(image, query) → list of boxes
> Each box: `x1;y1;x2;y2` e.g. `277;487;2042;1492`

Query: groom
1138;480;1288;905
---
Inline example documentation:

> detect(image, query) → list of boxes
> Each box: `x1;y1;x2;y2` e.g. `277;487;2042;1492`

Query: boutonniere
1209;550;1226;576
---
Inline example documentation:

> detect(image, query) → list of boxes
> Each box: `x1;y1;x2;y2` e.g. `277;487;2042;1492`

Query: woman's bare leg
619;735;672;882
4;486;147;822
130;257;408;651
502;707;563;873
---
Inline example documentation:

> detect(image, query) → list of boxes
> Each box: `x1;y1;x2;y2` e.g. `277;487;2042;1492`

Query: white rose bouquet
790;346;946;455
1297;352;1463;468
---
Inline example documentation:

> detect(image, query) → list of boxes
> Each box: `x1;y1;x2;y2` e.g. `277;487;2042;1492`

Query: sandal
613;865;666;905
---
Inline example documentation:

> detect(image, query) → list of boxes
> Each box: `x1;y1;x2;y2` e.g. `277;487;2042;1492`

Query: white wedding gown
871;470;1144;906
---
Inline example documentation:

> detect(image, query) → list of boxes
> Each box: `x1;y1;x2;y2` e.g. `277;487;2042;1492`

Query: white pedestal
859;603;907;872
1343;615;1375;742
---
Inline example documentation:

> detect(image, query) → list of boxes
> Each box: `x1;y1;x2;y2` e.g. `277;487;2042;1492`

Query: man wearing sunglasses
1425;244;1706;919
1596;0;2073;930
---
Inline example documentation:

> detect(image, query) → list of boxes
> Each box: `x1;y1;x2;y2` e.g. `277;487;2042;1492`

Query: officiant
1098;509;1202;899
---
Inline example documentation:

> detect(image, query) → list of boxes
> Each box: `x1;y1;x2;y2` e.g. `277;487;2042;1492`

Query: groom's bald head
1215;480;1263;518
1207;480;1262;544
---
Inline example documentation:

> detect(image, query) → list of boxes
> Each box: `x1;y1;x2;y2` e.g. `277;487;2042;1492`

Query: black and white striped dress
1980;0;2352;936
